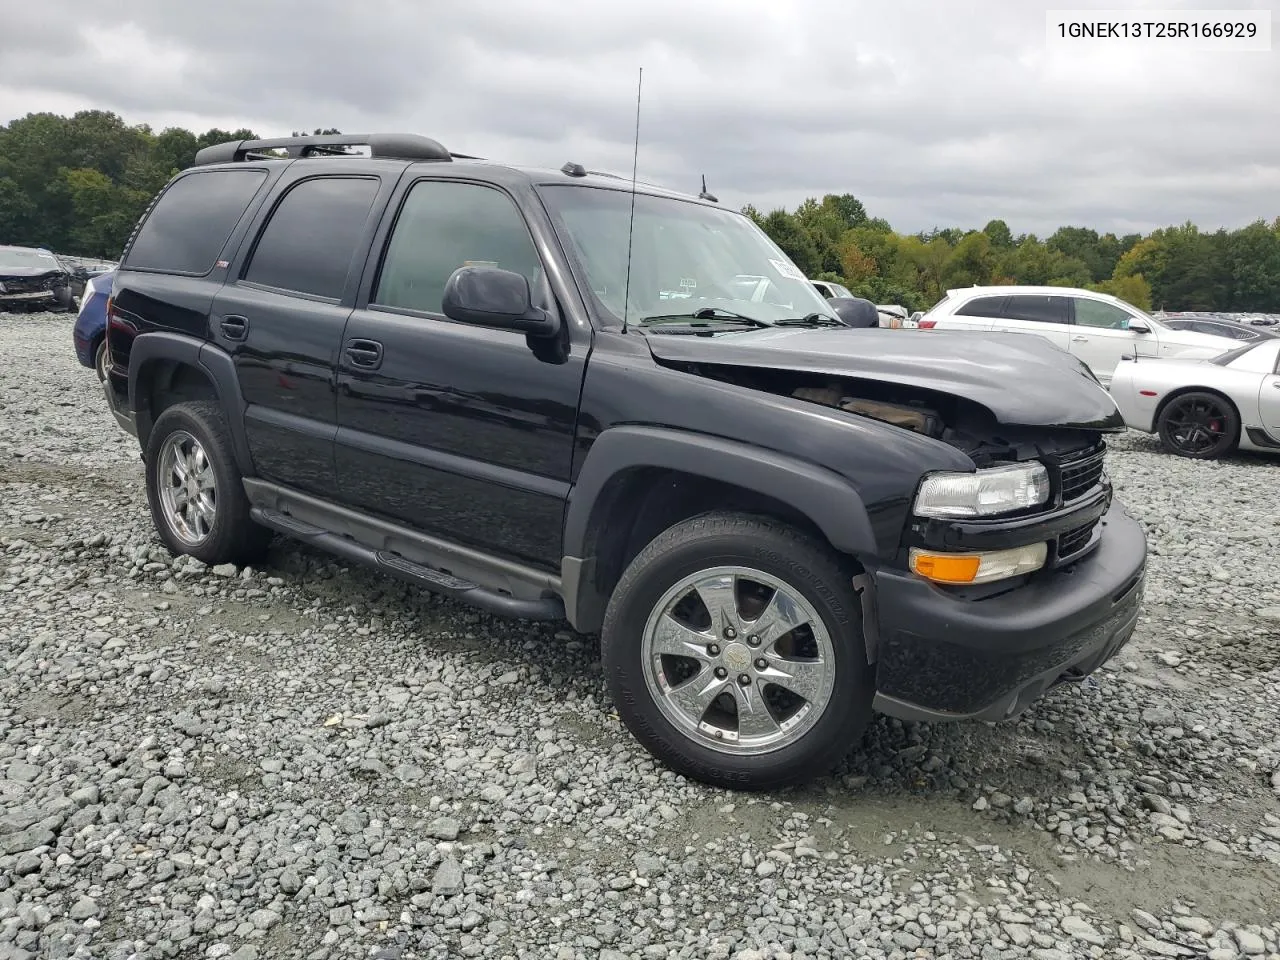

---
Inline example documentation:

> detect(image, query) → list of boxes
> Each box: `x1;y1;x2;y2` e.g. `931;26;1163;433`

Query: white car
1109;337;1280;459
917;285;1238;385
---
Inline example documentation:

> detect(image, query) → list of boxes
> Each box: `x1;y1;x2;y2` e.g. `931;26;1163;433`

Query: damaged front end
646;333;1124;592
0;247;75;313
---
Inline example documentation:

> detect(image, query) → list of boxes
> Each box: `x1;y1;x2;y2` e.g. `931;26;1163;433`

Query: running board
248;501;564;622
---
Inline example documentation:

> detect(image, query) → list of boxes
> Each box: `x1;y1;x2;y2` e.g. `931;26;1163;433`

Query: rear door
211;168;393;497
1066;296;1149;383
989;294;1073;353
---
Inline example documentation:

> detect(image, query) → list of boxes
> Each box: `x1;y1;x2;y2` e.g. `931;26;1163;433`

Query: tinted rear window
956;295;1007;318
126;170;267;274
243;176;380;299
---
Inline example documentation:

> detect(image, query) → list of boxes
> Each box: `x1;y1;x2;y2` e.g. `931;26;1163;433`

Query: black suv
101;133;1147;790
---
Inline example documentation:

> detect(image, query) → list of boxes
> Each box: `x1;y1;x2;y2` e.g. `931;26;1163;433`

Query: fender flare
127;332;255;475
560;425;881;633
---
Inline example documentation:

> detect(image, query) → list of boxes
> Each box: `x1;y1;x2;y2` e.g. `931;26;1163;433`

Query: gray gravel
2;311;1279;960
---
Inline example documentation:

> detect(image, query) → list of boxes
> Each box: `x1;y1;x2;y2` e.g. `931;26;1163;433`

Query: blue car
72;269;116;380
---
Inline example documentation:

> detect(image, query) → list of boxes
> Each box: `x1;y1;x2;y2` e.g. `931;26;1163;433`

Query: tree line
743;195;1280;314
2;110;1278;314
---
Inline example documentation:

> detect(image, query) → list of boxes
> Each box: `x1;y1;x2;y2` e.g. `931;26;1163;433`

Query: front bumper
871;498;1146;722
0;290;58;308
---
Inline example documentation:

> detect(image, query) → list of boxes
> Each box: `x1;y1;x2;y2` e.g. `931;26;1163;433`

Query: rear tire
144;401;272;565
601;512;875;791
1156;390;1239;460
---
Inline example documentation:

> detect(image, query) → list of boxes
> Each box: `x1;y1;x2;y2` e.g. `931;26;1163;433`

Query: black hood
644;326;1126;431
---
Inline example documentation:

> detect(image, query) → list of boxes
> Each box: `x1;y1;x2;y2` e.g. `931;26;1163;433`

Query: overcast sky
2;0;1277;237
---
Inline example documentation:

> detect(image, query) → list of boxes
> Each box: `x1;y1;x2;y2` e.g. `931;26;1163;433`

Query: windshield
0;248;60;271
537;185;838;329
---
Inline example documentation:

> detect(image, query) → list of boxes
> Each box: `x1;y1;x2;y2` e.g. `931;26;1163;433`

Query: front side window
127;169;268;274
1003;295;1069;325
373;180;543;316
1074;298;1133;330
537;185;836;328
244;176;380;299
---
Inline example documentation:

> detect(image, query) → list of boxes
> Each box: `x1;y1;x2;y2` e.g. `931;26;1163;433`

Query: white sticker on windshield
768;258;806;282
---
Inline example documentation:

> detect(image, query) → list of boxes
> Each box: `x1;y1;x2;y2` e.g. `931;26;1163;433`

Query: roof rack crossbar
193;133;454;166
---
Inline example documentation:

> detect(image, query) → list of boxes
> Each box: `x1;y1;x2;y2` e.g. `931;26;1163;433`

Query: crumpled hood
644;326;1126;430
0;266;66;280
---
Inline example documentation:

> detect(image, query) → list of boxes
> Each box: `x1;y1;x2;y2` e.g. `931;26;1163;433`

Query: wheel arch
1154;384;1242;432
127;332;255;474
560;426;880;635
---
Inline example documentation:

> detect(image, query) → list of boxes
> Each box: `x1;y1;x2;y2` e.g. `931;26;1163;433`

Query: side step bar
249;505;565;621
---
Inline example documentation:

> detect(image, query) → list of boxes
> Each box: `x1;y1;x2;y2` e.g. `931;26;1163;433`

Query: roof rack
193;133;454;166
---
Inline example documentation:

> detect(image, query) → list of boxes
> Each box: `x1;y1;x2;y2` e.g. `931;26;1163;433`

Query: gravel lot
2;311;1279;960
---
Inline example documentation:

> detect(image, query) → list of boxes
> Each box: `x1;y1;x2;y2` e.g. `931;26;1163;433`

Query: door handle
1272;381;1280;389
345;339;383;369
1071;335;1088;342
220;316;249;341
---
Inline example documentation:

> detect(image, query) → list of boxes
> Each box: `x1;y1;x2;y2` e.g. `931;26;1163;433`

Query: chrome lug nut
707;643;720;656
724;627;738;640
714;667;728;679
738;674;752;686
755;658;768;670
747;634;760;646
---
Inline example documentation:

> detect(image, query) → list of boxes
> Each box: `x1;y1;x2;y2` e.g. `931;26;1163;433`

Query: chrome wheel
94;341;109;381
641;565;837;756
157;430;217;547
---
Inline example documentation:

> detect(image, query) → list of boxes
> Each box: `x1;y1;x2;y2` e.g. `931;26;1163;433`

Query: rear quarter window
124;169;268;275
955;295;1008;318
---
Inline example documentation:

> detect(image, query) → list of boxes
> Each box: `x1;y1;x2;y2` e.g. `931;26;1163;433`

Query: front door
333;177;587;569
213;173;385;497
1067;297;1150;384
1255;343;1280;441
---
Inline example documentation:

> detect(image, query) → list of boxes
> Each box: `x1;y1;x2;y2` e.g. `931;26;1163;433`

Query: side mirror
441;265;561;338
1127;319;1151;334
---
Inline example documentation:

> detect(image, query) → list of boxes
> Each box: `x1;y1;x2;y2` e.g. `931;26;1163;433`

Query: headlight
914;462;1049;519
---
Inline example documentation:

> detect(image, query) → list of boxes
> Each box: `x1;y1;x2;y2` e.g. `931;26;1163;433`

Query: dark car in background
72;268;116;379
0;245;76;312
1160;314;1277;342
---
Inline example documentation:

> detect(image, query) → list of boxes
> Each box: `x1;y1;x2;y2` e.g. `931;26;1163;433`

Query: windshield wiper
639;307;771;328
772;313;845;328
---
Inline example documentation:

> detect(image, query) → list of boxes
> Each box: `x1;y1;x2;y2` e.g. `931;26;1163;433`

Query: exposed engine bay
670;360;1104;467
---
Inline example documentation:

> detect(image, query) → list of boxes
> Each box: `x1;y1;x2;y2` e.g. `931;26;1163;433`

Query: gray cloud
2;0;1278;235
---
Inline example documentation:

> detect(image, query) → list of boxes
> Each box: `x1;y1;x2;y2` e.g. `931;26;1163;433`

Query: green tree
982;219;1014;248
760;209;821;276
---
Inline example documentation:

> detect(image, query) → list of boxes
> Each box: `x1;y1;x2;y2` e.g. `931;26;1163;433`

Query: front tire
93;339;109;382
144;401;272;565
601;512;874;791
1156;390;1239;459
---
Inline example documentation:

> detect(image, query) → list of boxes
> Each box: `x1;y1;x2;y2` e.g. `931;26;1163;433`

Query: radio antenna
621;66;643;334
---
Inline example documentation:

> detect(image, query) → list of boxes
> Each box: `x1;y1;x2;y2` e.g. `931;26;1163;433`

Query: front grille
1057;441;1107;503
1057;519;1098;560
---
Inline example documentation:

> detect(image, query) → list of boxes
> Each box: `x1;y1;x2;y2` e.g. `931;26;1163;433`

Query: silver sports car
1109;337;1280;460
